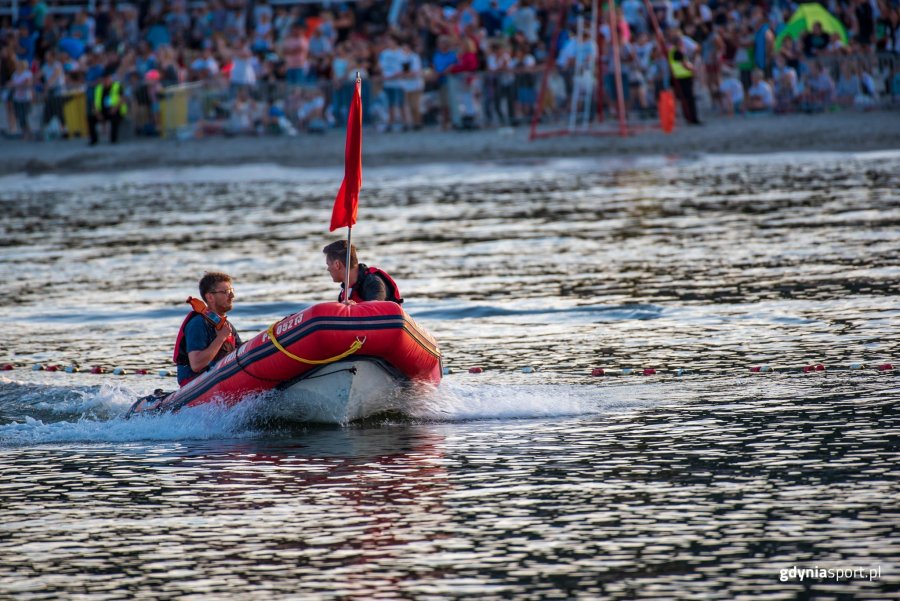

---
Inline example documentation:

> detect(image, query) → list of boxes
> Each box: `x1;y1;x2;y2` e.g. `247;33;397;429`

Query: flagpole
343;71;361;305
343;226;352;304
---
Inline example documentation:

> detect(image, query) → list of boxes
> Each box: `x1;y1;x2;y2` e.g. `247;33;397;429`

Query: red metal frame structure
529;0;672;140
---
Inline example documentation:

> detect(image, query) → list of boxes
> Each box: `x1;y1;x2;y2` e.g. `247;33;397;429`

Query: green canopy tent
774;2;849;51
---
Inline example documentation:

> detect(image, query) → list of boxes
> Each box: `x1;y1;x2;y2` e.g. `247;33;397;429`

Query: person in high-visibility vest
88;66;128;145
667;34;701;125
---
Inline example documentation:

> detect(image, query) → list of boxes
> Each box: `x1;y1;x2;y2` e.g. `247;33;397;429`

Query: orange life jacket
173;312;237;385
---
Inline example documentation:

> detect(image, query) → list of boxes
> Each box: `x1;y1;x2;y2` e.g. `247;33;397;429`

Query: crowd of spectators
1;0;899;141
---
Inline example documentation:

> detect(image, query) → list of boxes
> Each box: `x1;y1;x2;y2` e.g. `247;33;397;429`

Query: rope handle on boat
266;321;366;365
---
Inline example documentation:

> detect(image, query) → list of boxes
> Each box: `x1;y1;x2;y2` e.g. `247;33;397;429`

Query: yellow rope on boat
267;322;365;365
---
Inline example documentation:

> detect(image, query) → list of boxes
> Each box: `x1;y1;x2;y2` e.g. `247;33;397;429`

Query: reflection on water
0;153;897;375
0;152;898;598
1;380;897;599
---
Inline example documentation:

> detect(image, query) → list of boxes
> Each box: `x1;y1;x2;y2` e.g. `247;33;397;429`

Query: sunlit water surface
0;152;898;599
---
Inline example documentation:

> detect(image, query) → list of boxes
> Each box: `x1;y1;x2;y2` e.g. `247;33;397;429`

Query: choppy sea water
0;152;898;599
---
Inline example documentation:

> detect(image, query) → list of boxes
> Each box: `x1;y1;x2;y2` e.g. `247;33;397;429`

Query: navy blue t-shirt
176;314;241;384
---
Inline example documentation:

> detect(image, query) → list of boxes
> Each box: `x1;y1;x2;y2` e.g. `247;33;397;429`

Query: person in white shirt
226;87;258;134
229;41;257;95
281;22;309;86
41;50;67;136
512;0;540;43
273;6;295;44
190;45;219;80
253;0;273;28
718;66;744;116
378;34;405;130
10;59;34;140
633;31;655;70
622;0;646;34
804;61;835;109
511;46;537;121
771;54;798;112
698;2;712;24
856;66;878;109
253;11;273;52
165;0;191;39
679;31;699;59
835;61;862;106
746;68;775;111
486;40;515;125
557;27;597;104
296;87;325;131
557;28;596;70
309;25;333;58
826;32;845;54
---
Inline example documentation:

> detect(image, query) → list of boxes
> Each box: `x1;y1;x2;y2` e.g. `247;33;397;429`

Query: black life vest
338;264;403;304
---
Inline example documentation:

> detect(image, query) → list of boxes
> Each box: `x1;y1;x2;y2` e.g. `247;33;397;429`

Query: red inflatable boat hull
128;301;441;419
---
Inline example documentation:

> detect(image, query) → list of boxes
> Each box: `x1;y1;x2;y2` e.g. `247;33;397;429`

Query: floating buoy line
1;364;176;377
2;362;895;379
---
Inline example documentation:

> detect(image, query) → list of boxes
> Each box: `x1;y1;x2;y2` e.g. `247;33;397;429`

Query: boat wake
0;376;655;446
405;381;649;421
0;377;266;446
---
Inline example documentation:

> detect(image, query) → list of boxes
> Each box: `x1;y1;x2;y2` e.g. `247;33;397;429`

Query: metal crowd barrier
812;52;900;105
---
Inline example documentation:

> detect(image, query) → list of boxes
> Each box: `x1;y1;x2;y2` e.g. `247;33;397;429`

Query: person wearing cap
88;65;128;145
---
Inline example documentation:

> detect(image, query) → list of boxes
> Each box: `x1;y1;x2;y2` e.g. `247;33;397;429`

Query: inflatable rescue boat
127;301;442;423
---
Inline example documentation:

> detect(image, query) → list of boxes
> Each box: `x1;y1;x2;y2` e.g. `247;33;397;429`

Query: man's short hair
199;272;232;298
323;240;358;268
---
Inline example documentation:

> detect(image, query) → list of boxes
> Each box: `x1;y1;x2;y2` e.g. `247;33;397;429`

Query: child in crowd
718;65;744;116
803;61;835;111
746;68;775;111
772;54;799;113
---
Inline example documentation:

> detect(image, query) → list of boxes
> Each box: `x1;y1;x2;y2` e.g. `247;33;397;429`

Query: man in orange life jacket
322;240;403;304
174;272;243;386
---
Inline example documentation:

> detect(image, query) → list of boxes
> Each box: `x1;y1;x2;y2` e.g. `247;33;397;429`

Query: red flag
330;78;362;232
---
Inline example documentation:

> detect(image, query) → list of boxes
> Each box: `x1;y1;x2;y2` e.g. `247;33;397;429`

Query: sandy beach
1;110;898;176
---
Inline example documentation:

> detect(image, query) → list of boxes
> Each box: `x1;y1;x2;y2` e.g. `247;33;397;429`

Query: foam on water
407;380;655;422
0;373;659;444
36;382;134;416
0;376;145;418
1;151;897;599
0;413;214;446
0;379;266;446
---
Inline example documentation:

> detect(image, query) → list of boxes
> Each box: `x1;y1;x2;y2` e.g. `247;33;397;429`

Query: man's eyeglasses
210;289;235;296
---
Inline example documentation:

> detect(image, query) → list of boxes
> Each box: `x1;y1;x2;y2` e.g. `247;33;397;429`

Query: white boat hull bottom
267;359;408;424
